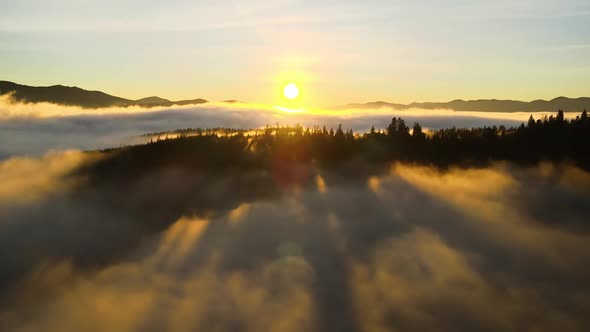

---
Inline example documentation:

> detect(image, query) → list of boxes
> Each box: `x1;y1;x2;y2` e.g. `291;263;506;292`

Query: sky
1;0;589;106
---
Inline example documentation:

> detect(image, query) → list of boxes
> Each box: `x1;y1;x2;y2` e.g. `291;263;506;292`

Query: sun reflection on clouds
274;105;305;113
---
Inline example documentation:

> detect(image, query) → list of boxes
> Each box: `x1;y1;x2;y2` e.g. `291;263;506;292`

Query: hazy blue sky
1;0;589;105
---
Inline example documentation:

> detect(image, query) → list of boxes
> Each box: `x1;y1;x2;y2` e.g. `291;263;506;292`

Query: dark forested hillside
82;110;590;184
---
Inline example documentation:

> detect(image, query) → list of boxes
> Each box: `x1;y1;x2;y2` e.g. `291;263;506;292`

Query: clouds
0;149;589;331
350;227;587;332
0;97;562;158
0;150;92;205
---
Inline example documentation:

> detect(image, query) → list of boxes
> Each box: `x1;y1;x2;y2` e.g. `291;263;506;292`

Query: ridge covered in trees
86;110;590;182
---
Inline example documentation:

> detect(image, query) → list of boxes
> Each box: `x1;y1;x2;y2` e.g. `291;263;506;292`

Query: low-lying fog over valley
0;92;589;330
0;148;589;331
0;96;584;158
3;0;590;330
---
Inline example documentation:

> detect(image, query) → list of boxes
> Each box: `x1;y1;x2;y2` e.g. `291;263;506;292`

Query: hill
341;97;590;113
3;80;589;112
0;81;208;108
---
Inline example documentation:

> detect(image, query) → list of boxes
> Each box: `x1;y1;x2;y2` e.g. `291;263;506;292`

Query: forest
86;110;590;183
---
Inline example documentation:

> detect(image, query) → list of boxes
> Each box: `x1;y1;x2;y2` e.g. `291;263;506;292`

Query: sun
283;83;300;100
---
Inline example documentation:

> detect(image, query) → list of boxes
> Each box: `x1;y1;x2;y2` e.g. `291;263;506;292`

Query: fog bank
1;97;576;158
0;152;588;331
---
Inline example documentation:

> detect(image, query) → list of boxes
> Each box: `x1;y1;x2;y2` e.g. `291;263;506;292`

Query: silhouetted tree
527;115;536;128
412;123;426;140
346;129;354;140
387;117;398;136
398;118;410;136
557;110;565;123
335;124;345;139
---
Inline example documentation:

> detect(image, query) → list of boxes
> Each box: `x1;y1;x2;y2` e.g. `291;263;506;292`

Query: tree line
88;110;590;181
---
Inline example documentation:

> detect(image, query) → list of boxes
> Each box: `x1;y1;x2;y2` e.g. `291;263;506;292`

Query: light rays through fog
1;151;588;331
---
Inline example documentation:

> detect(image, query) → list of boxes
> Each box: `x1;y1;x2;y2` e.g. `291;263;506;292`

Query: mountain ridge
0;81;208;108
340;97;590;113
1;80;589;112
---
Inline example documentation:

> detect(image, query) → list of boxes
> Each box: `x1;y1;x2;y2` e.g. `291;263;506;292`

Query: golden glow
150;216;209;268
316;175;327;193
368;176;381;193
283;83;300;100
229;203;252;224
274;106;303;113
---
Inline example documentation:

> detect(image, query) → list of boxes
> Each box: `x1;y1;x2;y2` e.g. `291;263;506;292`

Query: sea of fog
1;98;589;331
0;96;579;158
0;151;589;331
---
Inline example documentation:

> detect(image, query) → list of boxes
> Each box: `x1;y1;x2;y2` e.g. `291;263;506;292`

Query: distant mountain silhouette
134;96;172;106
341;97;590;113
3;80;589;112
0;81;208;108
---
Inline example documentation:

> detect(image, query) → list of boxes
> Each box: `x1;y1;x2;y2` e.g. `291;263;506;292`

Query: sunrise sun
283;83;300;100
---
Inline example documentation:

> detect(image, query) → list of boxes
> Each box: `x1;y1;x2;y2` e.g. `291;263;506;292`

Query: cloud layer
0;151;588;332
0;97;574;158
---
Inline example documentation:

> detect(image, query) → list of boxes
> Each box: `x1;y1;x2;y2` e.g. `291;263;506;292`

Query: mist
0;150;588;332
0;97;575;158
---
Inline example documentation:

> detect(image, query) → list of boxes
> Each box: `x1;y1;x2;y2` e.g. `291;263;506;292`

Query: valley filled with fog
0;96;580;158
2;0;589;330
0;148;589;331
0;98;589;330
